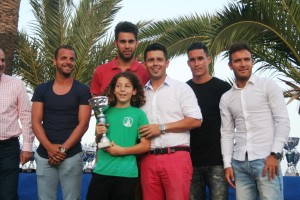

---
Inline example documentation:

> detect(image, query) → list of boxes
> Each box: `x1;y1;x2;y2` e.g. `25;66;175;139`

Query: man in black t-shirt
31;45;91;200
186;42;231;200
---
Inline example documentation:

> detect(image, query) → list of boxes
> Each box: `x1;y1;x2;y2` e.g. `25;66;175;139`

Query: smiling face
187;49;211;79
144;50;169;81
115;32;138;62
0;49;6;76
229;49;254;87
53;48;76;77
114;76;136;107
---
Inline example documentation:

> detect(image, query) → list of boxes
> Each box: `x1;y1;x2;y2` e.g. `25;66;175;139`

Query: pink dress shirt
0;74;34;151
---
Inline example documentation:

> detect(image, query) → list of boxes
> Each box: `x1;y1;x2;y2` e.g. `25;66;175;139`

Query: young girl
87;72;150;200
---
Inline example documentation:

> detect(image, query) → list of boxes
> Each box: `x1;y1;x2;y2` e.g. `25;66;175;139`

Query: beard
118;50;135;62
57;66;73;78
61;72;72;78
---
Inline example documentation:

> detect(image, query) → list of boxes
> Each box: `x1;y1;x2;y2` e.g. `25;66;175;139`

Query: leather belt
149;146;190;155
0;137;18;144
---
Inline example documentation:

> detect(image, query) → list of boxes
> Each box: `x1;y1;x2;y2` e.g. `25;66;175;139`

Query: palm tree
0;0;21;75
139;0;300;105
14;0;122;91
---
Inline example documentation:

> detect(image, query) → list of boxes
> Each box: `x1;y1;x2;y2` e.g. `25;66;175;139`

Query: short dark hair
143;43;168;61
114;21;138;41
54;45;76;59
228;42;252;63
187;42;209;56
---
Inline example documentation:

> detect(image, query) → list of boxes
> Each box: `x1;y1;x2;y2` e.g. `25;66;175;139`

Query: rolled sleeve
180;83;202;120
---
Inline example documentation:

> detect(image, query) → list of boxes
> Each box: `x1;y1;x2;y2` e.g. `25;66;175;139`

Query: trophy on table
283;137;300;176
83;142;97;173
89;96;110;149
26;144;37;173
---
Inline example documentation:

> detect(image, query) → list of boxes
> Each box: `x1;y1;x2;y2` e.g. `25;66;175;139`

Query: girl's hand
96;122;107;135
105;141;124;156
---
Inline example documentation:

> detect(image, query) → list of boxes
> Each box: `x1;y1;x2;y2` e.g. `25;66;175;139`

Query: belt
0;137;18;144
149;146;190;155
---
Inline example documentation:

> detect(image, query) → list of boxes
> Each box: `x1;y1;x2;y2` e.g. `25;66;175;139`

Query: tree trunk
0;0;21;75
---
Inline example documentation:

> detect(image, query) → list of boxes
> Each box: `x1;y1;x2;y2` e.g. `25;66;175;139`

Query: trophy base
84;168;93;173
98;141;111;149
285;172;297;176
22;169;36;173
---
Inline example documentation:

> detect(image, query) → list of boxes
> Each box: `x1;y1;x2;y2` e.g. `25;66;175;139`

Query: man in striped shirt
0;48;35;200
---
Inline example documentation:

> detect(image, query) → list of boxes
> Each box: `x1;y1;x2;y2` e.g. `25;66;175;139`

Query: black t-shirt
32;80;91;158
187;77;231;166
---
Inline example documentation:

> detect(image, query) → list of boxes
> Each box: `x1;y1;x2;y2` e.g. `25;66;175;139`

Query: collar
233;75;256;89
0;74;5;82
144;75;170;90
111;57;140;71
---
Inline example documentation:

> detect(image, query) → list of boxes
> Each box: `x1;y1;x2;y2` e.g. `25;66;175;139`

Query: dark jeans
0;137;20;200
190;165;228;200
87;173;137;200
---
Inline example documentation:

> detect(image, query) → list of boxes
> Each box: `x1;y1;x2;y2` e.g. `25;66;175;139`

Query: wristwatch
270;152;282;160
159;124;166;134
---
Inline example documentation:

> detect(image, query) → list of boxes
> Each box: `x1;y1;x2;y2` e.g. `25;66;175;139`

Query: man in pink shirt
0;48;35;200
90;21;149;96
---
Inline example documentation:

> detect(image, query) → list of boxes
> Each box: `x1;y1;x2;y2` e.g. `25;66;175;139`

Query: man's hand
225;167;236;189
139;124;161;139
20;151;33;165
47;144;67;163
263;155;279;180
48;157;61;166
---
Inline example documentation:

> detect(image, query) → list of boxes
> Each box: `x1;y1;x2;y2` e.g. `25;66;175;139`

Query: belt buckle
170;147;176;153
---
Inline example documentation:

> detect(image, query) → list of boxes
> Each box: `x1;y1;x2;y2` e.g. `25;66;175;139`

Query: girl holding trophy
87;72;150;200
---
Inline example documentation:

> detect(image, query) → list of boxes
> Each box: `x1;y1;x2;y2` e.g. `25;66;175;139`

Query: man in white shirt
220;42;290;200
139;43;202;200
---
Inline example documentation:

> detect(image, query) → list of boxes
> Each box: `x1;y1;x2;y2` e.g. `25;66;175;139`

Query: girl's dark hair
103;72;146;107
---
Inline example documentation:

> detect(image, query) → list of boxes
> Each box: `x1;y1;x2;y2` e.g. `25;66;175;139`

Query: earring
132;95;137;102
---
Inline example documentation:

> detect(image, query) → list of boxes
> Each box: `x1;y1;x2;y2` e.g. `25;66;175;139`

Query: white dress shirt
141;75;202;149
220;75;290;168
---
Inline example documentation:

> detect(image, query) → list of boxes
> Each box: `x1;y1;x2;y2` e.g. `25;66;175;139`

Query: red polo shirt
90;57;149;95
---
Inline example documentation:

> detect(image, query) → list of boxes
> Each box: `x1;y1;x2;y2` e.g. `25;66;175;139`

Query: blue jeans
35;152;83;200
0;137;20;200
232;158;283;200
190;165;228;200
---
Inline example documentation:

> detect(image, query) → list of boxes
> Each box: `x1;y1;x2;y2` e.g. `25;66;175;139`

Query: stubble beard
118;50;135;62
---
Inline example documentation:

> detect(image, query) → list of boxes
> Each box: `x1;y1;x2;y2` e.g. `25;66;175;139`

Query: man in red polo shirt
90;21;149;96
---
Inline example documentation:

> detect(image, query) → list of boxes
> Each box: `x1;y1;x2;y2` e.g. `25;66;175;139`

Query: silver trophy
283;137;300;176
83;142;97;173
89;96;110;149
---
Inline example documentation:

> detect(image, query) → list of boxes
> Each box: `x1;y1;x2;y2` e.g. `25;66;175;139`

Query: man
90;21;149;96
0;48;35;200
186;42;231;200
220;42;290;200
31;45;91;200
139;43;202;200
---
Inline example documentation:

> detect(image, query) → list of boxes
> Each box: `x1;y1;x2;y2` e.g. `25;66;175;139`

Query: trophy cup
283;137;300;176
89;96;110;149
84;142;97;173
26;144;37;173
293;151;300;176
